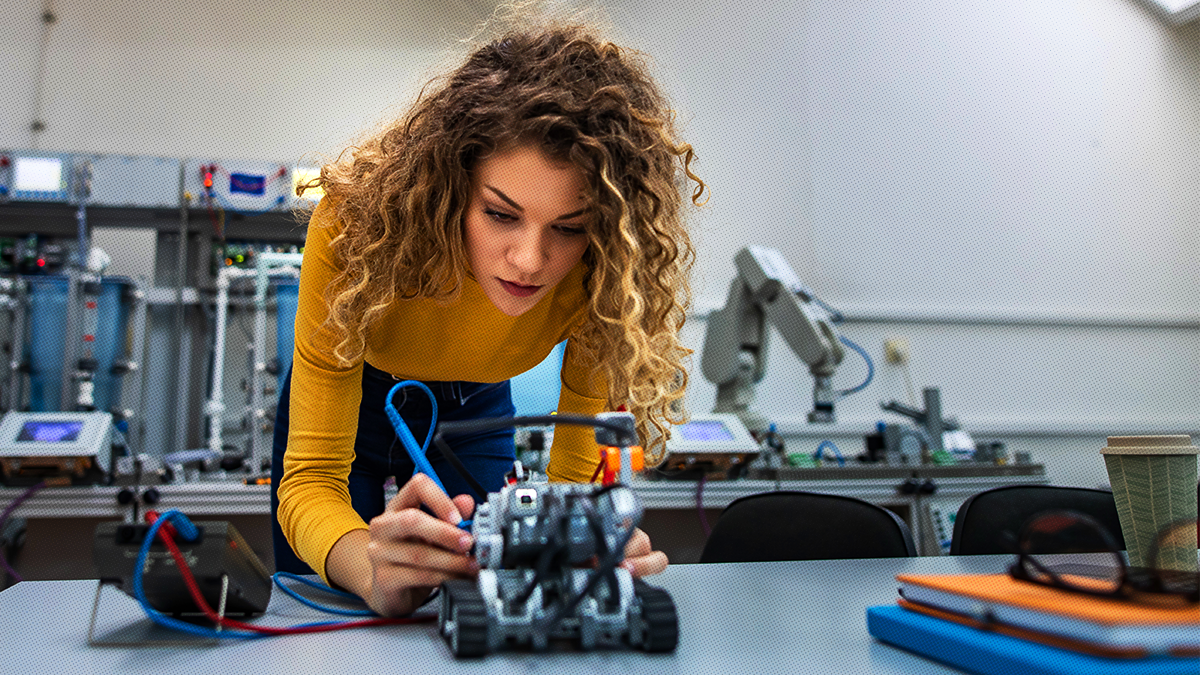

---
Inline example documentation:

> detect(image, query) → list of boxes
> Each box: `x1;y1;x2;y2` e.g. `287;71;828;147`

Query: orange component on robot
602;446;644;473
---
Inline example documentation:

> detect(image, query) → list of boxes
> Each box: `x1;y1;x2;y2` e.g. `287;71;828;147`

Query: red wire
145;512;431;635
589;456;606;483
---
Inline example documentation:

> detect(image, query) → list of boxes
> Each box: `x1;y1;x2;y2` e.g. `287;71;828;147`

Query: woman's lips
499;279;542;297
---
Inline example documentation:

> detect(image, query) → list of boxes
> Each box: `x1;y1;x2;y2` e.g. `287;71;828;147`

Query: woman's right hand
337;473;479;617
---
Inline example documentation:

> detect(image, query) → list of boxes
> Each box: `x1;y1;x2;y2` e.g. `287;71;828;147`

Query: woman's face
464;143;592;317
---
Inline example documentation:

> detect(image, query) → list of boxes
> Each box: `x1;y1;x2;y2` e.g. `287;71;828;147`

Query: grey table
0;554;1030;675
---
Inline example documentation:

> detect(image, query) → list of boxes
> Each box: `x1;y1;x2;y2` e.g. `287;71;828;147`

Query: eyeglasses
1006;510;1199;604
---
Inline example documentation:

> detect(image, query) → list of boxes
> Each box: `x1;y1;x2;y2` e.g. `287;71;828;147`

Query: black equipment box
93;520;272;617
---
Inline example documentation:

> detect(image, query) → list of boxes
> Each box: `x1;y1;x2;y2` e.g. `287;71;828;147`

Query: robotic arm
700;246;845;430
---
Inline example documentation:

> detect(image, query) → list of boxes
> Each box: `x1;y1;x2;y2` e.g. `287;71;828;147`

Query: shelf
0;203;307;241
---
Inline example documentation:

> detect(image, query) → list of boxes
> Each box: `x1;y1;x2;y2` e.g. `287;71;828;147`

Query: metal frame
205;267;257;456
86;574;228;647
1;277;25;412
248;252;301;470
123;278;149;454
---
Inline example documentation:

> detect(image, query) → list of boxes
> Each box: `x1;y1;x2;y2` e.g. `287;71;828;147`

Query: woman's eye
484;209;516;223
555;225;586;236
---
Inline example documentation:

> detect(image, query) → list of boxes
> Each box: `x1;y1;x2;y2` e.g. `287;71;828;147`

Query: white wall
609;0;1200;310
2;0;1198;488
606;0;1200;488
0;0;496;161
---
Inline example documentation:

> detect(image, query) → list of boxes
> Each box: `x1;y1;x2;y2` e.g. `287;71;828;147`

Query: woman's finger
370;508;474;553
622;550;669;578
367;539;478;577
452;494;477;521
386;473;463;525
624;528;652;558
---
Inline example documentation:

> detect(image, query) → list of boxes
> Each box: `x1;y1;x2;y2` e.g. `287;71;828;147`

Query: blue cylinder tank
26;275;132;412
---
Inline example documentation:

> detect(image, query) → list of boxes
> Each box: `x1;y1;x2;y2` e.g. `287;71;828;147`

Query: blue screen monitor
17;421;84;443
679;420;735;442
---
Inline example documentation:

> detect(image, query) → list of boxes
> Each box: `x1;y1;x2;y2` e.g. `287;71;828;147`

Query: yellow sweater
276;199;607;580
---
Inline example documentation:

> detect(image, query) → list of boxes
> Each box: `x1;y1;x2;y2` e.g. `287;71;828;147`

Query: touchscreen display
17;421;84;443
679;420;735;442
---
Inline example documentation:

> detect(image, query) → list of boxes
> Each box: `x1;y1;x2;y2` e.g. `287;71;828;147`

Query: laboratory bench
1;465;1047;584
5;552;1174;675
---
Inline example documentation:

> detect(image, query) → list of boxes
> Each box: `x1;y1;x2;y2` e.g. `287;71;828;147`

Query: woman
272;19;705;617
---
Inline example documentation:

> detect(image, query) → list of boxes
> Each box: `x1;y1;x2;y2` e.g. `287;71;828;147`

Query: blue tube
383;381;446;494
271;572;375;617
273;279;300;393
814;440;846;466
837;336;874;398
25;275;133;411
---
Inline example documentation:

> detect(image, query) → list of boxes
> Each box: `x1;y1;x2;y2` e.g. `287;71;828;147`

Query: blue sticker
229;172;266;196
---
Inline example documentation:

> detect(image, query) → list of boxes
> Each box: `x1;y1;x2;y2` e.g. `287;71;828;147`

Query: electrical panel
0;234;76;275
86;155;180;208
290;165;324;208
0;152;182;207
2;152;319;211
211;240;303;276
0;152;74;203
182;159;292;215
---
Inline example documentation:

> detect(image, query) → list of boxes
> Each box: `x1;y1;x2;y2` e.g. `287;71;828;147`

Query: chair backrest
949;485;1125;556
699;491;916;564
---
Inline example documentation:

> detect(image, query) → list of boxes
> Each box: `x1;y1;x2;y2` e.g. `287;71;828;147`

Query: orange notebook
896;574;1200;655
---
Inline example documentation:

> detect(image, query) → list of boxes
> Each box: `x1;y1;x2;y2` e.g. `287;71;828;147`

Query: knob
219;456;244;471
117;487;135;505
142;487;161;505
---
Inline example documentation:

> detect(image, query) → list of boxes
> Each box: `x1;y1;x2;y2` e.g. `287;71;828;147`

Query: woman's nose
508;227;547;274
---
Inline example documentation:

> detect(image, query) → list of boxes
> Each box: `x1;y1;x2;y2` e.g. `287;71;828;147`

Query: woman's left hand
620;527;668;577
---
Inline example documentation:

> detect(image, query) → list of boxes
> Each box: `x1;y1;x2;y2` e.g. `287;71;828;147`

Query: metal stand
86;573;231;647
205;267;255;456
123;279;150;454
203;254;300;466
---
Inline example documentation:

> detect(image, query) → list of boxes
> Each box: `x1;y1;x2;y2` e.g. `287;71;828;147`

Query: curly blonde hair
299;20;706;461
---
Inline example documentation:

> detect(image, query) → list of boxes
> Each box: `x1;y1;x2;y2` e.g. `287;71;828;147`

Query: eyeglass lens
1019;512;1125;593
1144;519;1199;597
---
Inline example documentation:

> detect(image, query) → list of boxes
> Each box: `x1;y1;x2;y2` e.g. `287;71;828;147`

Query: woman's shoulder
307;196;346;230
300;197;353;252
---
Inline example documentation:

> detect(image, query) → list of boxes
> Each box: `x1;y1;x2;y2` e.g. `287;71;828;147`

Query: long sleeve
544;337;609;483
275;200;369;583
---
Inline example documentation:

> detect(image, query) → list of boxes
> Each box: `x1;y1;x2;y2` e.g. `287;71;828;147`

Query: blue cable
270;571;440;617
383;381;473;530
271;572;376;617
836;336;874;398
814;440;846;466
384;381;448;494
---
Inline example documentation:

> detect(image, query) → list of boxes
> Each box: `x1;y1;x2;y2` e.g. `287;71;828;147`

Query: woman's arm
547;338;669;577
279;203;483;615
275;201;375;583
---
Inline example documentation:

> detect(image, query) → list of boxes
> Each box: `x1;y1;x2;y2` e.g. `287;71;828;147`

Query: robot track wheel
440;580;489;658
633;579;678;652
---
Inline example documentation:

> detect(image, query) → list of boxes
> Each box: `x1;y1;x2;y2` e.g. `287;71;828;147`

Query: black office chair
949;485;1125;556
698;491;917;564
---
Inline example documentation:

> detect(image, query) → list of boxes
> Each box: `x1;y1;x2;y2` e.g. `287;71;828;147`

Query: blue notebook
867;605;1200;675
